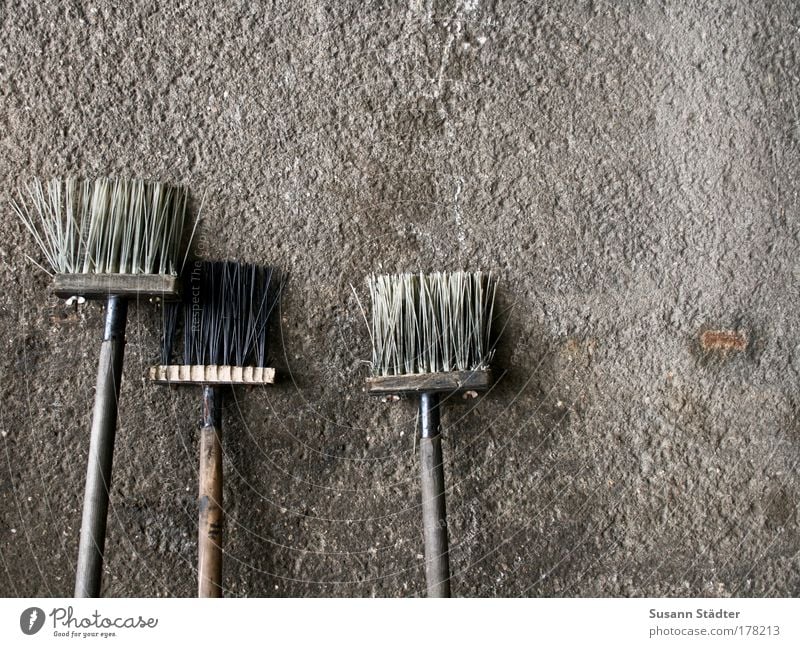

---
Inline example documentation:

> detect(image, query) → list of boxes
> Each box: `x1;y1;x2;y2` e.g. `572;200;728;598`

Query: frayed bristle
12;177;188;276
161;261;282;368
161;300;181;365
367;271;496;377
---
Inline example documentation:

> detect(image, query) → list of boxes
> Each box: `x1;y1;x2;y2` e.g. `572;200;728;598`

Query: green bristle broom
362;271;497;597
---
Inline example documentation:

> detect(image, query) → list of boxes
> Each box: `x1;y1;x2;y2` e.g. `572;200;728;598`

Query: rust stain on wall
699;329;748;353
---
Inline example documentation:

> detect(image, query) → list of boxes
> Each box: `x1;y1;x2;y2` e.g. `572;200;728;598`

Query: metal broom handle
74;295;128;598
419;392;451;597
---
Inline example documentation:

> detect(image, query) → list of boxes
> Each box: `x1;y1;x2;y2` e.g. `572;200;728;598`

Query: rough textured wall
1;0;799;597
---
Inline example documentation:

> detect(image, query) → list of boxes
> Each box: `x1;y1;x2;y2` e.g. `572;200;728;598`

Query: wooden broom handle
75;295;128;598
198;385;223;597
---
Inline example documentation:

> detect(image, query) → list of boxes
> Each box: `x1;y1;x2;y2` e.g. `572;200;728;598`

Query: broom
12;177;191;597
363;271;497;597
149;260;281;597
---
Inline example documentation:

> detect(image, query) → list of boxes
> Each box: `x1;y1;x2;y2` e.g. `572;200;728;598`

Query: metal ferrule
102;295;128;341
202;385;222;429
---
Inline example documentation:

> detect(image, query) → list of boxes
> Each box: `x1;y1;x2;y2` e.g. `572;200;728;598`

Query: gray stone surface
1;0;799;597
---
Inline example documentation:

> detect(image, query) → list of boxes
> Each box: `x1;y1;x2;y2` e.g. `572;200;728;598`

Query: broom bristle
367;271;497;377
12;177;188;276
161;261;281;368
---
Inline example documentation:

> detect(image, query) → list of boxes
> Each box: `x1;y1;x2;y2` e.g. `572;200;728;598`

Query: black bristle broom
362;271;497;597
12;177;192;597
149;260;282;597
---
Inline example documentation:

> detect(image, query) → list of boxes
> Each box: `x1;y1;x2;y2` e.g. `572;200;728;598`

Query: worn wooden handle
419;393;451;598
198;386;223;598
75;296;128;598
420;436;451;597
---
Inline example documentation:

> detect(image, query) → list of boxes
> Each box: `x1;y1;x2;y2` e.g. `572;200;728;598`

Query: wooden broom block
366;369;492;395
149;365;277;385
52;273;180;299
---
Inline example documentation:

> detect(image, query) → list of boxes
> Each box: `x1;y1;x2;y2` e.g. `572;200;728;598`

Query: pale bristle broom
149;260;282;597
362;271;497;597
12;177;193;597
